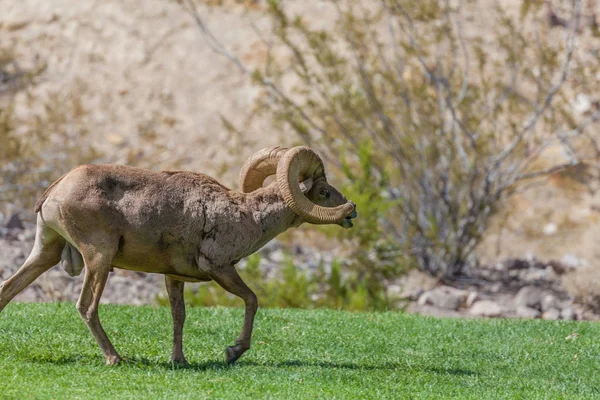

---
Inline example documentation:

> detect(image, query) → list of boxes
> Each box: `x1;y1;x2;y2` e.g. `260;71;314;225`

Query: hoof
225;346;242;365
170;357;189;367
106;355;122;366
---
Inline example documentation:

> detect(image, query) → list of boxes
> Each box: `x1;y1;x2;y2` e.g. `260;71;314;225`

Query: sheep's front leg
165;276;187;365
211;265;258;364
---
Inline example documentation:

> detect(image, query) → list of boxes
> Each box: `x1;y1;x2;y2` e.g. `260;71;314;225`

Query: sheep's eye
319;189;330;198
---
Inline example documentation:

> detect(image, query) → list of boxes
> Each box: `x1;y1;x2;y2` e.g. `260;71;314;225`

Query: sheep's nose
349;202;357;218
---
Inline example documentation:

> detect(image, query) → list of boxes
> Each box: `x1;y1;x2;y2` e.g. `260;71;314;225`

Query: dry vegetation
185;0;600;272
180;0;600;309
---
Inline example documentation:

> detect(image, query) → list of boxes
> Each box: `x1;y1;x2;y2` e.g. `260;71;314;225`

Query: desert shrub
183;0;598;278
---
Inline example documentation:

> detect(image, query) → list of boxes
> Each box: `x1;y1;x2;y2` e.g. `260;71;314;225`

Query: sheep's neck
245;188;300;252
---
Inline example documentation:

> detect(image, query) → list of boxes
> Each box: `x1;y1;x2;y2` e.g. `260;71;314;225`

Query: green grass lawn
0;303;598;399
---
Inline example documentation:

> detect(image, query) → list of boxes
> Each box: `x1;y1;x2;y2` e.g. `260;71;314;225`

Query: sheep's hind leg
0;217;63;311
211;265;258;364
77;244;120;365
165;276;188;365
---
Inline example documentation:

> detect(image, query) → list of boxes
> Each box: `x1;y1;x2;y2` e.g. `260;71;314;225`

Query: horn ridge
276;146;354;224
239;146;289;193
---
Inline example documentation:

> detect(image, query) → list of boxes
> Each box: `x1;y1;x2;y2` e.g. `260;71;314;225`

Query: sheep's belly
111;251;171;273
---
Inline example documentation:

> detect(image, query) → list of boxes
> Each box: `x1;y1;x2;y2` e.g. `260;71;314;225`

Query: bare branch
511;107;600;185
491;0;581;165
178;0;591;278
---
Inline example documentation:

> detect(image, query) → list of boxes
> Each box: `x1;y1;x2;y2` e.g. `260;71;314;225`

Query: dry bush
184;0;600;280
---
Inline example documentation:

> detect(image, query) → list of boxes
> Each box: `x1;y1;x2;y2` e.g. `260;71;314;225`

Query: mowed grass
0;303;598;399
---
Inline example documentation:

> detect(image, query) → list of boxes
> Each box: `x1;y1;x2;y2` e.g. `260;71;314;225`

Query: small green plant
166;251;401;311
311;140;408;310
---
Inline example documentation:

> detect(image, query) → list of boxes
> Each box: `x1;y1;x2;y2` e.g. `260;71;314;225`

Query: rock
417;291;432;306
465;291;479;308
426;286;468;310
504;258;531;270
572;304;587;321
6;214;24;230
514;286;542;309
544;266;557;280
17;229;36;242
469;300;503;318
516;305;541;319
268;248;285;264
521;268;549;281
543;222;557;236
396;270;434;301
260;240;282;255
560;308;576;321
489;282;503;293
547;260;568;275
542;308;561;321
560;254;584;270
509;269;520;278
541;294;559;312
386;283;404;298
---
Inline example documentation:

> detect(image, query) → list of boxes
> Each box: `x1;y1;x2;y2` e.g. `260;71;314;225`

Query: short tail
34;170;72;213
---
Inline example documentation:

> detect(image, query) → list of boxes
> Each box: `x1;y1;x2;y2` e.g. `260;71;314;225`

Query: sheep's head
300;177;357;228
240;146;357;228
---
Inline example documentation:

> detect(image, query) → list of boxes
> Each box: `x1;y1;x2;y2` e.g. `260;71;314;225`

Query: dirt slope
2;0;280;185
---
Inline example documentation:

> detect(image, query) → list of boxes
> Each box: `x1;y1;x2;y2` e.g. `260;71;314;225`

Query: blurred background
1;0;599;320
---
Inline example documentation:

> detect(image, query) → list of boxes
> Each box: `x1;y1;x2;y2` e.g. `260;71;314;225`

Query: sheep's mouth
340;210;357;229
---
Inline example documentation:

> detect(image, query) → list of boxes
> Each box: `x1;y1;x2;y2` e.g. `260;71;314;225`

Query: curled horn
276;146;354;224
239;146;289;193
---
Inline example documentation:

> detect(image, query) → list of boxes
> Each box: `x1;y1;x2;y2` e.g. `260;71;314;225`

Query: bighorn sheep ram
0;146;357;365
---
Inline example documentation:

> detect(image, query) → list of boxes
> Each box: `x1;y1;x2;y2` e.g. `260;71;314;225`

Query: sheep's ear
299;177;313;193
